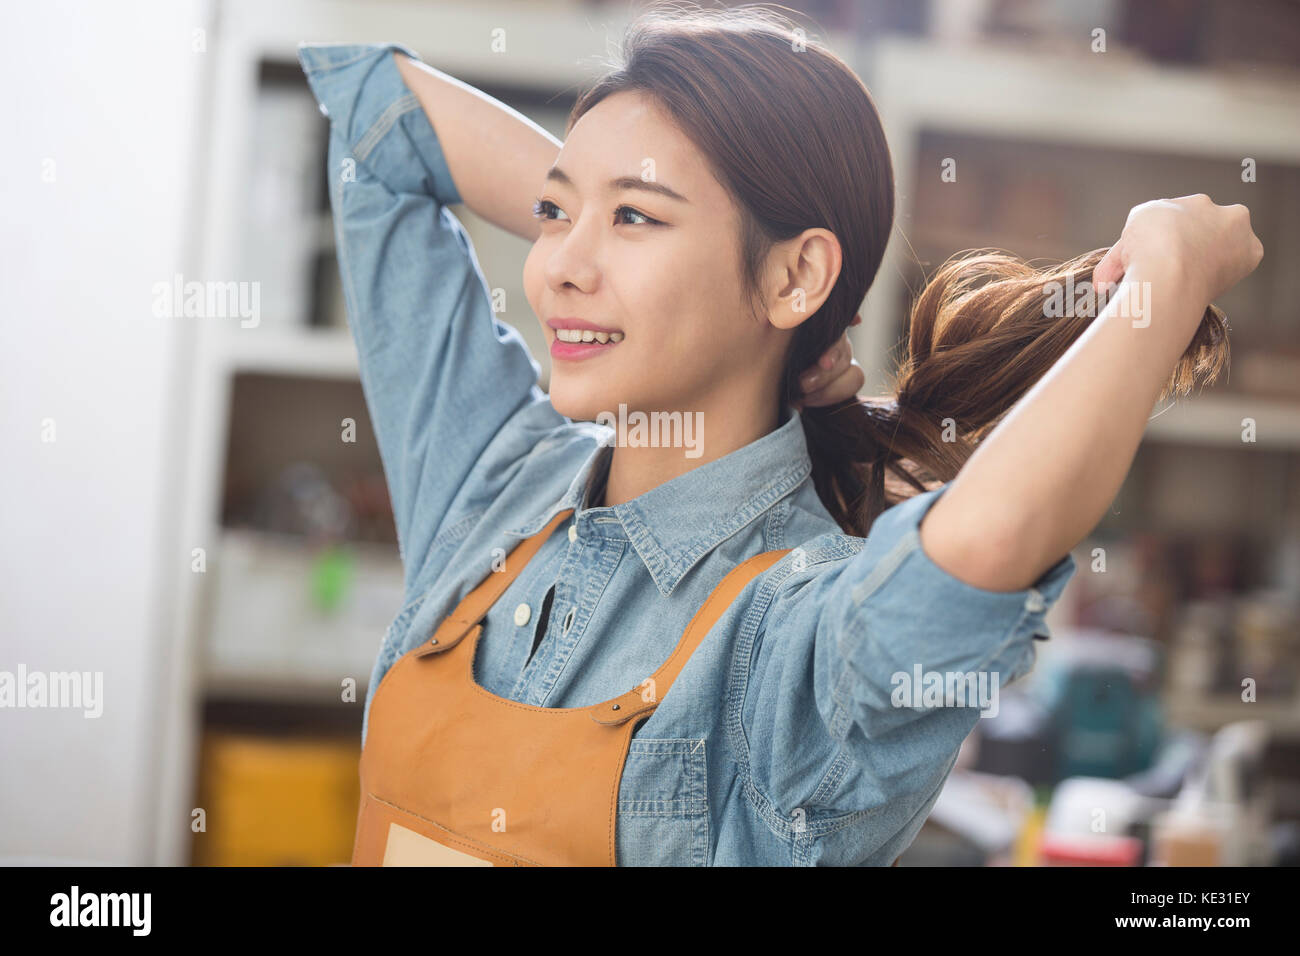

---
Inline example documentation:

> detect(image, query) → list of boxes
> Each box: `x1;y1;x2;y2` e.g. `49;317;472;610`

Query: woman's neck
598;396;783;508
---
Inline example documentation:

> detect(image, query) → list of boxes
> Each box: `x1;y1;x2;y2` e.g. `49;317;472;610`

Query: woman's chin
549;381;619;424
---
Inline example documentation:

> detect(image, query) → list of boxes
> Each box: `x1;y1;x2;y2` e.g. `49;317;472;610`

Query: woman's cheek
522;247;544;317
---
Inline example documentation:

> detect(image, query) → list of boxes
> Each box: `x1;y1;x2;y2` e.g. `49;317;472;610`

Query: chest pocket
616;737;709;866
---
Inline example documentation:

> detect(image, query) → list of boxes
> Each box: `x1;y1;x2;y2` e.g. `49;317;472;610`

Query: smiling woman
521;78;832;482
299;0;1258;868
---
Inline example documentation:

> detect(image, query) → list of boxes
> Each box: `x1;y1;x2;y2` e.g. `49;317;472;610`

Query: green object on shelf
310;546;354;613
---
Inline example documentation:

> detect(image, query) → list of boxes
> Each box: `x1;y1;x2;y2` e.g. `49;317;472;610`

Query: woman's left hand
793;313;865;409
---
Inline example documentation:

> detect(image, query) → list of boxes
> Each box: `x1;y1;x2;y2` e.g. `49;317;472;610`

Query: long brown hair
567;2;1229;536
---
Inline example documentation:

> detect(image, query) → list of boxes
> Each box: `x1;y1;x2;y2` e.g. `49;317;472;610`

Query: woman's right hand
794;313;865;410
1092;194;1264;308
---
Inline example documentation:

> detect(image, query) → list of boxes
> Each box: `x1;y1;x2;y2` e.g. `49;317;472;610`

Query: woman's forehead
560;93;724;204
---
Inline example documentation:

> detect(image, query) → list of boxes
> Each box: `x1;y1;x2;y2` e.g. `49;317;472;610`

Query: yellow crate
191;731;361;867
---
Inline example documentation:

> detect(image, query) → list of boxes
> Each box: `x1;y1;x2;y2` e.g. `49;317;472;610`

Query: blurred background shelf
200;528;403;692
218;327;360;379
1144;394;1300;448
1163;693;1300;734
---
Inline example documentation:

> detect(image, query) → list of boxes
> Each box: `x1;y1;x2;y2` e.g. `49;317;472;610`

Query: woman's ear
767;227;842;331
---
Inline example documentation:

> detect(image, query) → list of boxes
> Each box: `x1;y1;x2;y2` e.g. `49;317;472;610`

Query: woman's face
523;90;785;424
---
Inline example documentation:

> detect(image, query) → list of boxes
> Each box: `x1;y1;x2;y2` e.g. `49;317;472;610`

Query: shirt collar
505;404;813;596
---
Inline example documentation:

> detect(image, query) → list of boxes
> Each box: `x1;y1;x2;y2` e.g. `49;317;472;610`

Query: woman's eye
532;198;659;227
614;205;660;226
532;198;568;221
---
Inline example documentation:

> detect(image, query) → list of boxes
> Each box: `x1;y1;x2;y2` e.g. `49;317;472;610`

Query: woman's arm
920;195;1264;592
392;53;560;241
299;43;557;595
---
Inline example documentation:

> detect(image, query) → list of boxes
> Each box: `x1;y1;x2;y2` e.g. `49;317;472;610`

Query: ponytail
797;248;1230;538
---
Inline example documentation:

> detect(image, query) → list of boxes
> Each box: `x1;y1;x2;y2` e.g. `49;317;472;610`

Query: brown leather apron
352;506;791;866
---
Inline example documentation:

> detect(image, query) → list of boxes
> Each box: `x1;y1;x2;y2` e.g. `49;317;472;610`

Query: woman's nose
544;217;600;293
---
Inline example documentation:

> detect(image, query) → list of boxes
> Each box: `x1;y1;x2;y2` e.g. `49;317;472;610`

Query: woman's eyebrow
544;165;690;203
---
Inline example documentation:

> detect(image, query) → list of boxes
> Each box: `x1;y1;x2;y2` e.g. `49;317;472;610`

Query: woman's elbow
918;501;1040;592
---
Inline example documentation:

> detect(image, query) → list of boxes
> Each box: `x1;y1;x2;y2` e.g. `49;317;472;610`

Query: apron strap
589;547;792;726
419;507;576;655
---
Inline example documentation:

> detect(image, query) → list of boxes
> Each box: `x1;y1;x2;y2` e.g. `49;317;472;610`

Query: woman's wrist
1113;254;1210;347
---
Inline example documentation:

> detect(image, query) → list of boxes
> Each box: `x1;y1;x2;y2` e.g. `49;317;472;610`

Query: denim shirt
298;42;1078;866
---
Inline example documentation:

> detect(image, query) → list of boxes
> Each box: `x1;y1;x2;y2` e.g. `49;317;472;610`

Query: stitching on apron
606;721;639;865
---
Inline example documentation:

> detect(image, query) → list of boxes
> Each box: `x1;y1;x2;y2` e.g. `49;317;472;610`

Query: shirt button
513;603;531;627
568;524;578;542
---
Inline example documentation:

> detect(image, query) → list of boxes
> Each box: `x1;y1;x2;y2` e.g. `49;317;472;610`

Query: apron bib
352;507;790;866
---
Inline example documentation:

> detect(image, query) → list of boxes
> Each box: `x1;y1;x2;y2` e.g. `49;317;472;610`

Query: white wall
0;0;210;864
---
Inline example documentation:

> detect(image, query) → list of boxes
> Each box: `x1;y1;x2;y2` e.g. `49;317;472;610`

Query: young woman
297;4;1261;866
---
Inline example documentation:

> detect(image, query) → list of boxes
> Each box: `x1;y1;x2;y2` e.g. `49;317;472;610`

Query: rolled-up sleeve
297;43;553;595
743;482;1076;862
821;483;1076;744
298;43;462;202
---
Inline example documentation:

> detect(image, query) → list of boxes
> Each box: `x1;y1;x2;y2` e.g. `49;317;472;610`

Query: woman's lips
546;317;621;335
550;335;621;361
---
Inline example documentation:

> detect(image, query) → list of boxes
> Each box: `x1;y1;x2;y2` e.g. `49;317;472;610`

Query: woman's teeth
555;328;624;344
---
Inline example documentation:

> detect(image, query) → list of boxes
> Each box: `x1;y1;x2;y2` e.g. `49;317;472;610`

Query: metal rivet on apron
568;524;577;543
611;703;620;711
513;603;531;626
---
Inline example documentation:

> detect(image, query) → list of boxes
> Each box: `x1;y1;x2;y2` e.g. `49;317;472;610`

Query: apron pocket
616;737;709;866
